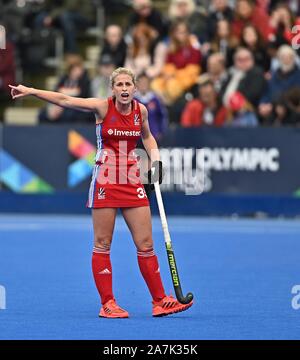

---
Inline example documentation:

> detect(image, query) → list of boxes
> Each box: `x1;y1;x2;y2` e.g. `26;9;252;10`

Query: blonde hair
133;0;152;10
168;0;196;20
110;67;137;87
277;44;296;60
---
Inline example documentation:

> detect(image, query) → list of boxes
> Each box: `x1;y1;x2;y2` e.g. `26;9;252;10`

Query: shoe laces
104;299;125;313
154;294;178;308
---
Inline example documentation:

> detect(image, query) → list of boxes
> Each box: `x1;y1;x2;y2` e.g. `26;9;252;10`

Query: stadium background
1;0;300;341
2;0;300;216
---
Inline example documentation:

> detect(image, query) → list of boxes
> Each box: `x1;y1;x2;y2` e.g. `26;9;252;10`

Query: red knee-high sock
137;249;166;302
92;247;113;305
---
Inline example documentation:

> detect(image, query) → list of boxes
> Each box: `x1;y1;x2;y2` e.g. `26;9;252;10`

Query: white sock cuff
93;246;110;255
137;249;155;257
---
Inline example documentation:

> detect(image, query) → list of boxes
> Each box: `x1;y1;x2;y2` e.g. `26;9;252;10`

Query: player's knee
136;236;153;252
94;234;112;250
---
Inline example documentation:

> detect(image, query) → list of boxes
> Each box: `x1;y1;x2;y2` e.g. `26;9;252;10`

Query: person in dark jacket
127;0;168;41
33;0;93;53
99;24;127;68
205;0;234;42
240;24;271;72
221;47;267;109
259;45;300;123
273;86;300;126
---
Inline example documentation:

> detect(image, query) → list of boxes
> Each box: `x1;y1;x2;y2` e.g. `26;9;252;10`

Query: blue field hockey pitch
0;215;300;340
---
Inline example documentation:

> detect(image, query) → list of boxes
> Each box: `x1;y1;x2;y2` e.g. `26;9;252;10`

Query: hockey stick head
175;289;194;304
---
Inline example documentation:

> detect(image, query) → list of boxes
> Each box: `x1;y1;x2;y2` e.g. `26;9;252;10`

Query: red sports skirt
87;163;149;208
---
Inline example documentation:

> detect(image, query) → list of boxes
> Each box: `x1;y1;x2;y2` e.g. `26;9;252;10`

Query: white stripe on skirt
88;164;100;208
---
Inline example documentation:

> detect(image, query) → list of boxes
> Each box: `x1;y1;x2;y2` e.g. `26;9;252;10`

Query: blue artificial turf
0;215;300;340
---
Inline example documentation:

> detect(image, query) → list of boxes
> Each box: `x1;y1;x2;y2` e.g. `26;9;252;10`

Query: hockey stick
154;181;194;304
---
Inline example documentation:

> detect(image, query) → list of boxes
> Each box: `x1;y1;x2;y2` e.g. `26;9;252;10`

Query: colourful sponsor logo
0;149;53;193
68;130;96;187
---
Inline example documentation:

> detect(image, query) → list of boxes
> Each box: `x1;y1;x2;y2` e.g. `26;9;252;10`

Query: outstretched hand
9;84;32;99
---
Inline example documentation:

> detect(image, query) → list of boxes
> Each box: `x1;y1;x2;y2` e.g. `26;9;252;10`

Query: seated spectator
222;47;267;109
269;0;300;17
91;54;116;100
194;52;228;97
99;25;127;68
240;24;271;72
101;0;132;14
33;0;93;54
208;18;239;67
167;0;208;43
259;45;300;123
0;0;24;44
273;87;300;126
206;52;228;93
255;0;270;11
226;91;258;126
39;55;93;124
205;0;234;42
124;23;167;78
268;3;300;50
135;73;168;143
151;21;201;105
232;0;272;42
0;37;16;120
181;79;227;127
127;0;168;41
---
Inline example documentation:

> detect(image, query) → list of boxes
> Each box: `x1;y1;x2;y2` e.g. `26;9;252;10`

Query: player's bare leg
121;206;193;316
92;208;128;318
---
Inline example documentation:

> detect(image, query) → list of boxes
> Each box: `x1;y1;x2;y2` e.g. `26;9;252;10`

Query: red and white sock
137;249;166;302
92;247;113;305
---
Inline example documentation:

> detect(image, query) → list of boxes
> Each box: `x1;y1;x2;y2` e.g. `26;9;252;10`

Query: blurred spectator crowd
2;0;300;133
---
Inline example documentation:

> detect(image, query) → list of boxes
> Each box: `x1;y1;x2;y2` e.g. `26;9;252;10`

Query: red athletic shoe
152;295;193;317
99;299;129;318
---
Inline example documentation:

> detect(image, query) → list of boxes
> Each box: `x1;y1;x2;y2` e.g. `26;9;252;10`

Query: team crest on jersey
98;188;106;200
134;114;140;126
